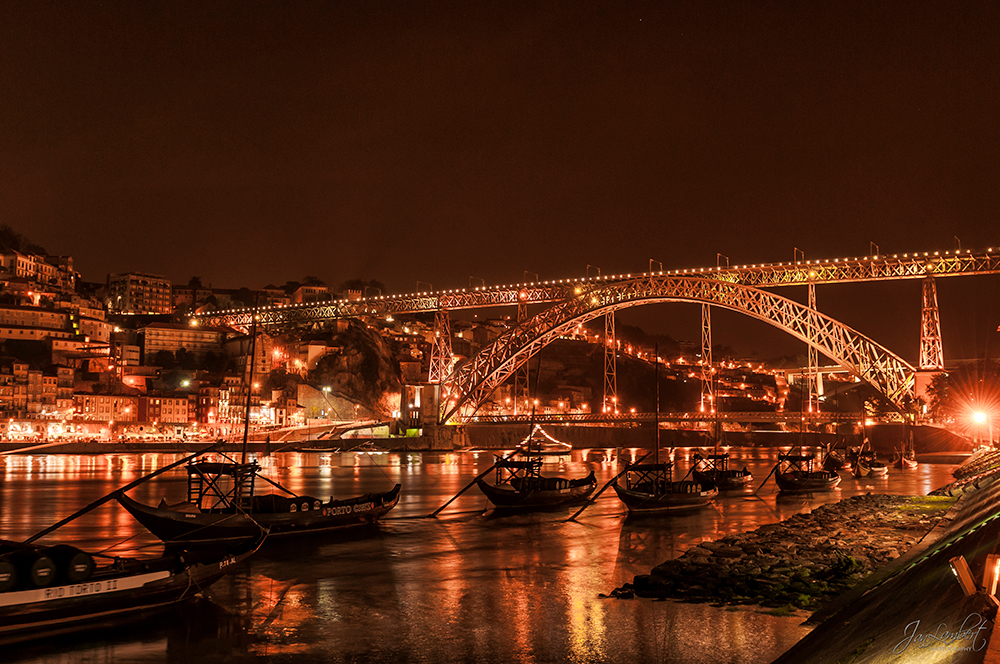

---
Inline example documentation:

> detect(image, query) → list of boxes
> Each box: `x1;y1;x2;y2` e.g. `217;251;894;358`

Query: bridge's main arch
439;275;915;423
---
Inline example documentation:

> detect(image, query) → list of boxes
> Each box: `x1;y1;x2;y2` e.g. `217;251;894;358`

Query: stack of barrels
0;541;95;592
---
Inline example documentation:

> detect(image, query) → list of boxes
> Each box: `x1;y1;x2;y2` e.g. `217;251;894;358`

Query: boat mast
654;343;659;465
241;311;259;465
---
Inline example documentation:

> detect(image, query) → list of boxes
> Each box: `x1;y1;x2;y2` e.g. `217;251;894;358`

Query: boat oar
753;463;779;496
0;439;81;456
427;449;520;518
567;452;652;521
25;441;221;544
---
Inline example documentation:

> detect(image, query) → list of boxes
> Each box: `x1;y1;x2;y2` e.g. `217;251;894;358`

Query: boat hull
853;463;889;478
822;454;850;472
612;480;718;513
476;472;596;509
0;538;259;644
774;471;841;493
118;484;401;545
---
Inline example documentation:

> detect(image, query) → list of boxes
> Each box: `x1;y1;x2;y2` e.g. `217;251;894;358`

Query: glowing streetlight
973;411;994;448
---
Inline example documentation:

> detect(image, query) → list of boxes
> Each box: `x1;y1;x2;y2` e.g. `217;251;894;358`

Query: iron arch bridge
439;275;915;423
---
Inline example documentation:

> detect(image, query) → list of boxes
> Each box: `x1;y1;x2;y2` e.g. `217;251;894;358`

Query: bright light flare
974;411;988;424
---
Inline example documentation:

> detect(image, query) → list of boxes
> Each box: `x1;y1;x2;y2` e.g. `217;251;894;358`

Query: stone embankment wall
609;494;955;610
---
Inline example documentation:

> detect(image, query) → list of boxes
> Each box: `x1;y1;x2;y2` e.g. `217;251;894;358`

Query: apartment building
140;322;228;362
0;251;76;293
106;272;172;315
73;394;139;422
137;394;193;424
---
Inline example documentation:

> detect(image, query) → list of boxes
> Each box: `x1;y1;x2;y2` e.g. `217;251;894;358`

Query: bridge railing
459;411;865;425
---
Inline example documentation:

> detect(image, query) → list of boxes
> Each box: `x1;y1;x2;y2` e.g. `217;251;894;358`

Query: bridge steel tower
513;300;529;415
914;275;945;403
806;283;818;414
604;312;618;413
919;276;945;371
700;304;713;412
429;309;453;385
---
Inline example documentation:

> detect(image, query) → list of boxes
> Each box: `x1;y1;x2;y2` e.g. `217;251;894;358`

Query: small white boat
516;425;573;457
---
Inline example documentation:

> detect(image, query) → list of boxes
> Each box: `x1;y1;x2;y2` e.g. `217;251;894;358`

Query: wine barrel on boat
47;544;95;583
2;547;56;589
0;556;18;592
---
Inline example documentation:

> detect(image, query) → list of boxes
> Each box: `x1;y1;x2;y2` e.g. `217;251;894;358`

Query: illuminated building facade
106;272;172;314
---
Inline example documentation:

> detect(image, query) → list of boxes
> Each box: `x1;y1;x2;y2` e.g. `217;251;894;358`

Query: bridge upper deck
193;247;1000;327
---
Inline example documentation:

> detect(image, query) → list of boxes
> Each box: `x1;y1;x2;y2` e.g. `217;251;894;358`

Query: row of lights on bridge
195;247;995;321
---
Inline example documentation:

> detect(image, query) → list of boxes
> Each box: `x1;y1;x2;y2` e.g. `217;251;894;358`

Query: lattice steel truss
919;276;944;370
700;304;713;412
604;312;617;413
428;310;453;384
192;249;1000;328
806;283;818;413
438;276;916;423
513;300;529;415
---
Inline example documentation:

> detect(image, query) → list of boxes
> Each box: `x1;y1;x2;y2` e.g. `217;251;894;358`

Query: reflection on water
1;447;961;663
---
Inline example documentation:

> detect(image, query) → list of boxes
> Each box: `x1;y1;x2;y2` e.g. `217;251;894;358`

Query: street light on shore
973;411;994;448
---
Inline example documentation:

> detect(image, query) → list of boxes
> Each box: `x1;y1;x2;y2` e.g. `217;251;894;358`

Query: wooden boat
515;425;573;457
822;442;852;472
854;450;889;477
893;438;918;469
0;534;262;645
476;458;596;509
611;346;717;513
773;453;841;492
120;317;401;546
613;462;718;513
691;452;753;490
118;460;400;545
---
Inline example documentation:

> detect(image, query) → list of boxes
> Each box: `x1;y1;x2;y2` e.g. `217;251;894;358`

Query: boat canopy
778;454;815;462
186;461;259;476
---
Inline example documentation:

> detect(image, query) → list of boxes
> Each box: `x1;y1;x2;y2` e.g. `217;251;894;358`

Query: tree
187;276;204;289
175;347;197;371
926;360;1000;422
236;287;257;308
0;224;46;255
201;350;228;373
151;350;176;369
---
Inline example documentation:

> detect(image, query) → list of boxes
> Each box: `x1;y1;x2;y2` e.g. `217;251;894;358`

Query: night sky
2;1;998;361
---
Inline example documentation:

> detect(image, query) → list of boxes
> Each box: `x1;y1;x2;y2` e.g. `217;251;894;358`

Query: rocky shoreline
604;493;955;611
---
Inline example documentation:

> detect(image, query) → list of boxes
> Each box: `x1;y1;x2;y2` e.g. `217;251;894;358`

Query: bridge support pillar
429;310;453;385
604;312;617;413
701;304;713;412
807;283;818;413
514;301;529;415
919;275;945;372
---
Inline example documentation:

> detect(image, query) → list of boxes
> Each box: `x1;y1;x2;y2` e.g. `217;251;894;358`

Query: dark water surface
0;447;960;663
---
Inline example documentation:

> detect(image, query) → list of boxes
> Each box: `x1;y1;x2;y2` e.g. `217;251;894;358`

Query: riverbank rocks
604;494;955;611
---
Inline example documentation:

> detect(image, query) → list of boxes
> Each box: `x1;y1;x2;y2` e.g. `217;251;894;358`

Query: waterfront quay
2;446;963;663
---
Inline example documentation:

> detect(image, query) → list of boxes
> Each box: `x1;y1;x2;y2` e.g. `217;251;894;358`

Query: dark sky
2;1;998;361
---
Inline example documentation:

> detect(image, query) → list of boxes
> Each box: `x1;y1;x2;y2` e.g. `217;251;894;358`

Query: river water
1;447;960;663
